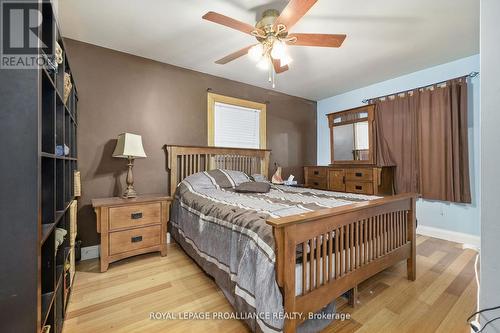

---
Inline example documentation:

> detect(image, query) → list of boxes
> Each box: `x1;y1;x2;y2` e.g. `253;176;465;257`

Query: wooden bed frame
164;145;416;333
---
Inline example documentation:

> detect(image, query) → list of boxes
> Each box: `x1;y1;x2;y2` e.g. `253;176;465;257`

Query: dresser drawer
109;225;161;255
345;181;374;195
307;178;327;190
306;167;327;179
109;203;161;230
346;168;373;181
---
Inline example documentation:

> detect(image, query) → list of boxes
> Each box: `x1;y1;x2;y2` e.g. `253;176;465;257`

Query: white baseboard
80;233;172;261
417;225;480;251
81;245;100;260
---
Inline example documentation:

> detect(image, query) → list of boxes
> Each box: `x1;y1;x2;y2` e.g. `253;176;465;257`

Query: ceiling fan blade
274;0;318;31
215;45;256;64
288;33;347;47
272;58;289;74
202;11;261;35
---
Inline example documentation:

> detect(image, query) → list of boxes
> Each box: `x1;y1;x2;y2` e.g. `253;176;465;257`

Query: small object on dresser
271;163;284;184
64;73;72;104
283;175;297;186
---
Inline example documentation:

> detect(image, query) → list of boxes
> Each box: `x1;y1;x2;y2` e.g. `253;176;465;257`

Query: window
207;93;266;149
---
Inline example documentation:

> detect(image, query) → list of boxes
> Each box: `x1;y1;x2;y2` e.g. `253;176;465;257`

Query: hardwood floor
63;235;477;333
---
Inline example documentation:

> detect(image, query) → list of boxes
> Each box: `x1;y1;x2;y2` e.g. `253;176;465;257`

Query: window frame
207;92;267;149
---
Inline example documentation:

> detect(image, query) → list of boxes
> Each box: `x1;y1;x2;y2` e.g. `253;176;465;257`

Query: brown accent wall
64;39;317;247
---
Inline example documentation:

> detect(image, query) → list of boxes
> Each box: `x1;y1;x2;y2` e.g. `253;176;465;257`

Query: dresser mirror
327;105;375;164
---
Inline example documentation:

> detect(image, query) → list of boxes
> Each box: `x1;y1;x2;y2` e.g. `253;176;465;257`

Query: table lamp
112;133;147;198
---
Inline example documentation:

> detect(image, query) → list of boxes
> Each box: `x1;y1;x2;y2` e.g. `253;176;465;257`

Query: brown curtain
373;78;471;203
374;92;420;194
418;79;471;203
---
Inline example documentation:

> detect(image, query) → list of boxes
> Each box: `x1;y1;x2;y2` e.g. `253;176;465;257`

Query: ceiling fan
202;0;346;88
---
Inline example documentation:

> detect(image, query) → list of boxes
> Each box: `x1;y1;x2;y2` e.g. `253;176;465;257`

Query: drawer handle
355;172;363;177
313;182;319;186
131;212;143;220
131;236;143;243
314;171;319;175
355;185;362;190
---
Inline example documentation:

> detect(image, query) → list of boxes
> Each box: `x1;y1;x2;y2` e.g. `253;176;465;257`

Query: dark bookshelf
0;1;78;332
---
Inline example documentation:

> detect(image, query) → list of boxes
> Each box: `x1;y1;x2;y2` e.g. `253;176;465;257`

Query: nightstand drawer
345;181;374;195
109;203;161;230
109;225;161;255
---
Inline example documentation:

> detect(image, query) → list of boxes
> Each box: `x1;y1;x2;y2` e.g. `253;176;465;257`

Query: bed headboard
164;145;271;195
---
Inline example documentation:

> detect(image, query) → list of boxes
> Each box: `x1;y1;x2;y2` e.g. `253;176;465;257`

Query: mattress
170;169;380;333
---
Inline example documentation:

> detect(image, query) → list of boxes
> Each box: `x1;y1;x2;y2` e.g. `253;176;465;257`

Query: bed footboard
267;193;417;333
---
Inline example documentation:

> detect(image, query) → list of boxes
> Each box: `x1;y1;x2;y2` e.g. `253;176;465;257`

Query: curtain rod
361;71;479;104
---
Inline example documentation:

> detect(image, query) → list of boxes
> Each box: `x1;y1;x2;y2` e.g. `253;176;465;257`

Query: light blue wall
317;55;480;236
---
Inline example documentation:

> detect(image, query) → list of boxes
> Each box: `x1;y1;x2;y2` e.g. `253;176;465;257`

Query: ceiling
59;0;479;101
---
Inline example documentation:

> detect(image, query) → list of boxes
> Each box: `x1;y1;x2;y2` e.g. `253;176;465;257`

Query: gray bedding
170;169;379;333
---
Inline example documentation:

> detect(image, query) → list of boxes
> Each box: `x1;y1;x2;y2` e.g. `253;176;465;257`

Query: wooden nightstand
92;194;171;272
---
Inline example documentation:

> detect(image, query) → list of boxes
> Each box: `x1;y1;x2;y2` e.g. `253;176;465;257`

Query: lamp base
122;157;138;198
122;187;137;199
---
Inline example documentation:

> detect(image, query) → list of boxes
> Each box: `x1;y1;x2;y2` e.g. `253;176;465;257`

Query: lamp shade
112;133;147;158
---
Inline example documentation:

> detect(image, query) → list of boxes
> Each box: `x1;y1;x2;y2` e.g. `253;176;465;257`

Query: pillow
251;174;268;183
182;169;252;190
235;181;271;193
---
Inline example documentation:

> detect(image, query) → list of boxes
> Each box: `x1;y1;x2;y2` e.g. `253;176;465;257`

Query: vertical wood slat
356;221;360;269
309;238;315;290
363;219;368;264
361;220;365;265
373;216;380;259
402;211;405;246
346;224;350;272
394;211;397;249
335;227;339;279
322;233;327;285
316;236;321;288
347;224;352;271
379;215;382;256
395;211;399;248
404;210;408;244
368;217;372;262
383;213;387;255
340;226;344;276
400;211;403;246
302;241;307;294
328;231;333;282
397;211;401;247
389;212;393;251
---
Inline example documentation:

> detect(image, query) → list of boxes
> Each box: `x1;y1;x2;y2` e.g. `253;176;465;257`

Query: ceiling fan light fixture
270;40;286;60
248;44;264;62
257;56;270;71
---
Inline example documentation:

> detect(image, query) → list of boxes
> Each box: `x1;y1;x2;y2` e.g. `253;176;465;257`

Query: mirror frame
326;104;375;165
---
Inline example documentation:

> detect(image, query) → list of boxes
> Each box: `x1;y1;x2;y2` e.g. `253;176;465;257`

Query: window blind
214;102;261;149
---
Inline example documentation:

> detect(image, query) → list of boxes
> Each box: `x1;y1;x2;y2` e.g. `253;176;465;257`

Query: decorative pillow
235;181;271;193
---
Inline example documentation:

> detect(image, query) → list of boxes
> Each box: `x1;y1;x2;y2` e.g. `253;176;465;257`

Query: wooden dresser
92;194;171;272
304;165;394;195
